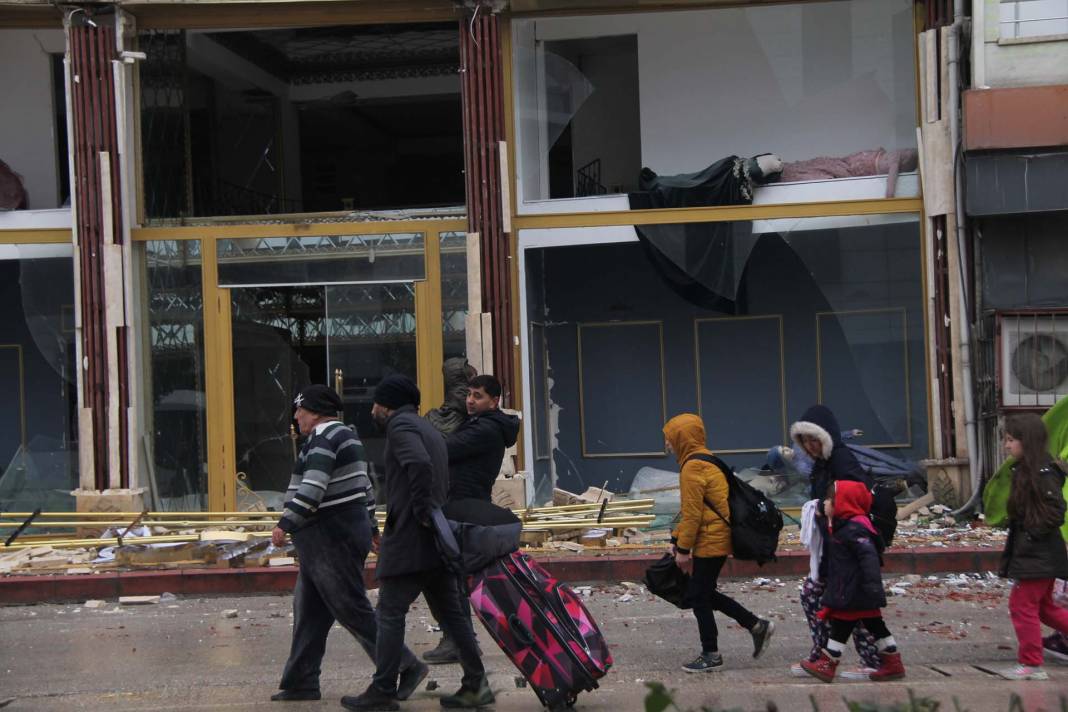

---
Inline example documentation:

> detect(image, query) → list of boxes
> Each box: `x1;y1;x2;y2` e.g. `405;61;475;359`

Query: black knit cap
293;384;343;416
373;374;421;410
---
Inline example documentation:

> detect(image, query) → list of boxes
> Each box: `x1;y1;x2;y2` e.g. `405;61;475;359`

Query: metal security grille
440;231;467;340
139;29;190;221
146;241;203;352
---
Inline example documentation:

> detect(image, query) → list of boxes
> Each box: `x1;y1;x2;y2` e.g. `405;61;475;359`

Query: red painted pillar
68;13;129;489
460;7;514;403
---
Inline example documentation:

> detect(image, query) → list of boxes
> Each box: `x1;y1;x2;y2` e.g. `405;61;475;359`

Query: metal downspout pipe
948;0;984;516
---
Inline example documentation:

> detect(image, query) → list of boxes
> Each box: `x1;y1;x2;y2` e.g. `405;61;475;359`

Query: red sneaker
800;651;839;683
869;651;906;681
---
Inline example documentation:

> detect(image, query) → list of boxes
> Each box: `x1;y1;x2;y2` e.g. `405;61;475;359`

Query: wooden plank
481;312;494;376
466;232;482;313
78;409;95;490
498;142;513;234
106;327;122;489
916;30;928;125
465;313;483;373
924;30;938;124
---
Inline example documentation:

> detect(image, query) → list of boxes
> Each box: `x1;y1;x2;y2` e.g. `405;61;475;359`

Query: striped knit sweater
277;420;375;533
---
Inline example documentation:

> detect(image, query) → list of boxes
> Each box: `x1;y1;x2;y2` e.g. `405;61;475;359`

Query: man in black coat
423;374;520;664
447;375;521;501
342;375;492;712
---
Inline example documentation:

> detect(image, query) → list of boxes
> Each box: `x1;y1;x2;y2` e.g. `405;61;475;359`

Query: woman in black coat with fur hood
788;404;881;679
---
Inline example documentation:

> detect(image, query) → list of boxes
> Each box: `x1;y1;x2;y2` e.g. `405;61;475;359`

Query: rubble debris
268;557;296;567
116;542;219;567
222;609;239;619
544;541;585;553
519;530;550;547
119;595;161;605
84;599;106;608
580;529;610;547
895;493;935;520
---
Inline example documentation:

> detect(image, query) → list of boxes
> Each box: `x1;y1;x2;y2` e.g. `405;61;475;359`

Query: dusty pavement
1;573;1066;712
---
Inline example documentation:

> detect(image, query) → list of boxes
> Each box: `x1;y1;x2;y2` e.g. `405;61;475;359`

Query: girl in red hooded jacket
800;480;906;683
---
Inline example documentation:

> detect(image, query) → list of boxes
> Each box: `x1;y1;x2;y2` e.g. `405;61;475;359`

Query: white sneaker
998;664;1049;681
790;662;809;678
839;666;877;681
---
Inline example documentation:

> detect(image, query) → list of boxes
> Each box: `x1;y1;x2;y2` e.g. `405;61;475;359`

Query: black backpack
686;453;783;566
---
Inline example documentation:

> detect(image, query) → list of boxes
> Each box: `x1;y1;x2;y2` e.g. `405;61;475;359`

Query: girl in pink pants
998;413;1068;681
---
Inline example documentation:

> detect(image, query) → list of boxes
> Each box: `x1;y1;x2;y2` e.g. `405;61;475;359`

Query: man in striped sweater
271;385;426;704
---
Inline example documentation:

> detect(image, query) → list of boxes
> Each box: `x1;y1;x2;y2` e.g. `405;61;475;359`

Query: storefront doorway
229;282;417;509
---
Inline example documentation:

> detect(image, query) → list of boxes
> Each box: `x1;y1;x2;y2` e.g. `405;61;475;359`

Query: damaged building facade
0;0;1062;516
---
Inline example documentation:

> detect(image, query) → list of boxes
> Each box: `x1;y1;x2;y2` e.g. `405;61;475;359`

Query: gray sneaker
682;652;724;673
750;619;775;659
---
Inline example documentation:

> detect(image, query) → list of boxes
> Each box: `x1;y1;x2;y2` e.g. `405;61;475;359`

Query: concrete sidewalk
0;547;1005;605
1;572;1065;711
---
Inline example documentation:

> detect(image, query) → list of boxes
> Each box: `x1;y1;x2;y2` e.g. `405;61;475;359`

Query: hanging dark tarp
628;155;763;312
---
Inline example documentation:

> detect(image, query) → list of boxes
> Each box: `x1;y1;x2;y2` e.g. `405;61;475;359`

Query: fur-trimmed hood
789;404;842;461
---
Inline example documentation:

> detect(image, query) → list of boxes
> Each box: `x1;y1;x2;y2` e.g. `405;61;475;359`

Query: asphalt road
0;572;1065;711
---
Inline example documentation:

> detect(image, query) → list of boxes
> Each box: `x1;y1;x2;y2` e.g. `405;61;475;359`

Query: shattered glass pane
144;240;208;511
523;213;928;508
0;249;78;512
440;231;467;359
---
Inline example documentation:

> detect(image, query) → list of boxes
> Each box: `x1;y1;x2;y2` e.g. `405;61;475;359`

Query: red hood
832;480;876;533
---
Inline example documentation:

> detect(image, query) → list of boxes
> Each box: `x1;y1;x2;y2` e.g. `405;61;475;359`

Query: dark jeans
374;568;485;694
829;616;892;646
687;555;759;654
425;573;474;640
278;509;418;692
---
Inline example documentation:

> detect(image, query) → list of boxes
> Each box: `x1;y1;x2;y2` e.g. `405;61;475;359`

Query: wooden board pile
0;536;298;576
0;495;658;573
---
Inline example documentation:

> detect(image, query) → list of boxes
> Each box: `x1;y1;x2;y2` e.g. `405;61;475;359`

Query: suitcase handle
507;614;535;647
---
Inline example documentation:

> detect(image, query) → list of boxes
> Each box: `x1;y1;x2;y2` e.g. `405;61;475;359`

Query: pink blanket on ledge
780;148;919;197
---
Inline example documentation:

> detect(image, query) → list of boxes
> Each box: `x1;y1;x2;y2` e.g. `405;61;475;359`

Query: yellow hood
663;413;711;465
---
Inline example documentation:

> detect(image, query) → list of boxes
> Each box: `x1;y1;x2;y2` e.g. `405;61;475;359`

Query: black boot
270;689;321;702
340;684;399;712
422;635;460;664
397;660;429;700
439;677;494;708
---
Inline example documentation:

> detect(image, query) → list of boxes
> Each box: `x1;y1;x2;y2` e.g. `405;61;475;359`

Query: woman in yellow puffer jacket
665;413;775;673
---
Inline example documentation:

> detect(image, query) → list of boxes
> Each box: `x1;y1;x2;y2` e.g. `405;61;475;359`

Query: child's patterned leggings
800;577;881;666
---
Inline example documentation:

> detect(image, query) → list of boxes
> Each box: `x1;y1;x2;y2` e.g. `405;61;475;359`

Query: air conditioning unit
998;312;1068;408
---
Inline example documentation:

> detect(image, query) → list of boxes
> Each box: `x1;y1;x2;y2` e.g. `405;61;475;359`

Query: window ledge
998;32;1068;46
0;208;72;231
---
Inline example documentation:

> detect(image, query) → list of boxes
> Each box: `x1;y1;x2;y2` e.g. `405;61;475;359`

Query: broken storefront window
524;213;928;515
139;23;464;221
513;0;918;206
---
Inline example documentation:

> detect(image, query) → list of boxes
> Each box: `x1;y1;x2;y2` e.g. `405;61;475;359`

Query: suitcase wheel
546;693;577;711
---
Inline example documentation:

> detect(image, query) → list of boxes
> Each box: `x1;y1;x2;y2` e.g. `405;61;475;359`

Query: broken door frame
132;217;465;511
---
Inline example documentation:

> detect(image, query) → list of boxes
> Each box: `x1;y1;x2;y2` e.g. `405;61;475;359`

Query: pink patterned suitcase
468;551;612;710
